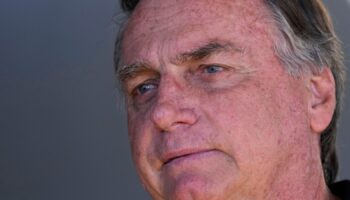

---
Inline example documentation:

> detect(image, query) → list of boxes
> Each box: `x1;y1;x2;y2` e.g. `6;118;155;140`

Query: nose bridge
150;71;197;132
157;72;184;103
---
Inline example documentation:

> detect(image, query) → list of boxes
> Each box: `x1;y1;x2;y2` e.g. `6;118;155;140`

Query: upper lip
161;148;214;165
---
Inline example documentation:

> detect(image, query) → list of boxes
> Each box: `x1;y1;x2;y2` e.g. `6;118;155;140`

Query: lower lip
164;150;218;167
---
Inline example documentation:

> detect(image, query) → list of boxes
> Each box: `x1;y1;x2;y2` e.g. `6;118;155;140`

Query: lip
162;148;215;166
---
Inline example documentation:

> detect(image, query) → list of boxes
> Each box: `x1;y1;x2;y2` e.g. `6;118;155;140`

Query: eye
202;64;224;74
133;82;158;96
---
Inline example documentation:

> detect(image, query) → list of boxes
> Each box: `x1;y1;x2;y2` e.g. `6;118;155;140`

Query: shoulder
330;180;350;200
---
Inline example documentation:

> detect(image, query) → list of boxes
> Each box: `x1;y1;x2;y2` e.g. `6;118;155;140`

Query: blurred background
0;0;349;199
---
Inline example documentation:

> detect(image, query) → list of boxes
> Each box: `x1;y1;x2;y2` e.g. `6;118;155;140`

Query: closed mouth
163;149;215;166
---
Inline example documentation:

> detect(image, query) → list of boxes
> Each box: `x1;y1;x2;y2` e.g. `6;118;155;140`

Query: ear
309;67;336;134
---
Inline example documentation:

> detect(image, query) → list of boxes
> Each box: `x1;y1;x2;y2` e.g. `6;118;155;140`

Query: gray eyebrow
117;41;244;84
171;41;244;65
118;62;155;83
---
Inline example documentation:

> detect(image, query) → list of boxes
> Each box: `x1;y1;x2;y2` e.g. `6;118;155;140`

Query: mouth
163;149;216;166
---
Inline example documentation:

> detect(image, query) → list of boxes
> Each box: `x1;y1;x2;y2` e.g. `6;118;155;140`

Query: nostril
179;108;198;125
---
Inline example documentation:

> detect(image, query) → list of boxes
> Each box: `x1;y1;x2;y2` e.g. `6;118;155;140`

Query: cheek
127;111;154;161
199;78;308;165
198;84;270;156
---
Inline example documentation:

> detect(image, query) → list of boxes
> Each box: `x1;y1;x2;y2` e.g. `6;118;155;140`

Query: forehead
121;0;274;64
127;0;267;29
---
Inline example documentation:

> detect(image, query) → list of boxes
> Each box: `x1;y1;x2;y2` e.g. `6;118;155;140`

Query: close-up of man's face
119;0;337;199
1;0;349;199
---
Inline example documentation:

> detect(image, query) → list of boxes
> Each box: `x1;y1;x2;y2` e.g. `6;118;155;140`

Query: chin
161;173;232;200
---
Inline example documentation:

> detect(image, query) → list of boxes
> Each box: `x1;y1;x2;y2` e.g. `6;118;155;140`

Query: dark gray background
0;1;349;199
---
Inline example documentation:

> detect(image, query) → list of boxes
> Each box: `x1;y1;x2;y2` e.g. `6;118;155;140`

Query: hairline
115;0;346;186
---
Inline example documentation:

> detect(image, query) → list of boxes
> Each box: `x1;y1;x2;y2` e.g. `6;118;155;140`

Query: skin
120;0;338;199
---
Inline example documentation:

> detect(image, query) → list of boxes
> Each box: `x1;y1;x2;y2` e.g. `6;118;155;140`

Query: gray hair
265;0;346;185
114;0;346;185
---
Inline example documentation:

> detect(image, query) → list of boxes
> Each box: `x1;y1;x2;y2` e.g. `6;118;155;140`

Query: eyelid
198;64;227;72
124;72;159;93
130;78;159;97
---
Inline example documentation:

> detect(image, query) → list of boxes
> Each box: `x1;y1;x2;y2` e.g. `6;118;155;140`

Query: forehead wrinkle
170;40;245;65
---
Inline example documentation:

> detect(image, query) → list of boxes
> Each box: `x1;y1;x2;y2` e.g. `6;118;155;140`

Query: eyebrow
118;62;154;83
117;40;244;84
172;41;243;65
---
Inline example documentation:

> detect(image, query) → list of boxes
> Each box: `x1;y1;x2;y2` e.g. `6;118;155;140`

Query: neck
264;142;338;200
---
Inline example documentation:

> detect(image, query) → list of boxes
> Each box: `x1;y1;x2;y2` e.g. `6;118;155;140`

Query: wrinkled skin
120;0;337;199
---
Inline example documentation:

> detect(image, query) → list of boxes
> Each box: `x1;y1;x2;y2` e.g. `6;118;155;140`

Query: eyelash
199;64;225;74
130;64;226;99
132;80;158;97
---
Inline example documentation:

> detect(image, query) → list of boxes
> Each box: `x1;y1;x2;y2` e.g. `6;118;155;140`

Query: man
115;0;349;199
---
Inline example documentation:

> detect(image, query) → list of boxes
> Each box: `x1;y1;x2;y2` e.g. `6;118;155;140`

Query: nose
150;78;197;132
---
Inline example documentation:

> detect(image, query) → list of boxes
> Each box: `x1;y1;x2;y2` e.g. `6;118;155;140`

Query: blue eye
203;65;223;74
135;83;157;95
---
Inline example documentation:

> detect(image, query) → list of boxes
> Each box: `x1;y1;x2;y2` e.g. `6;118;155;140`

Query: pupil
207;66;219;73
139;84;154;94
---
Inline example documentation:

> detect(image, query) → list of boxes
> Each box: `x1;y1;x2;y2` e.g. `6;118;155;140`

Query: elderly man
115;0;349;199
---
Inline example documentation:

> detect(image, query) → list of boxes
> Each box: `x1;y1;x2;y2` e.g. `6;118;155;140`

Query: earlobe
309;67;336;134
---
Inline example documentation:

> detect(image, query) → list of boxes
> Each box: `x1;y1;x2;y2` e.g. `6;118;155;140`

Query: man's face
121;0;315;199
